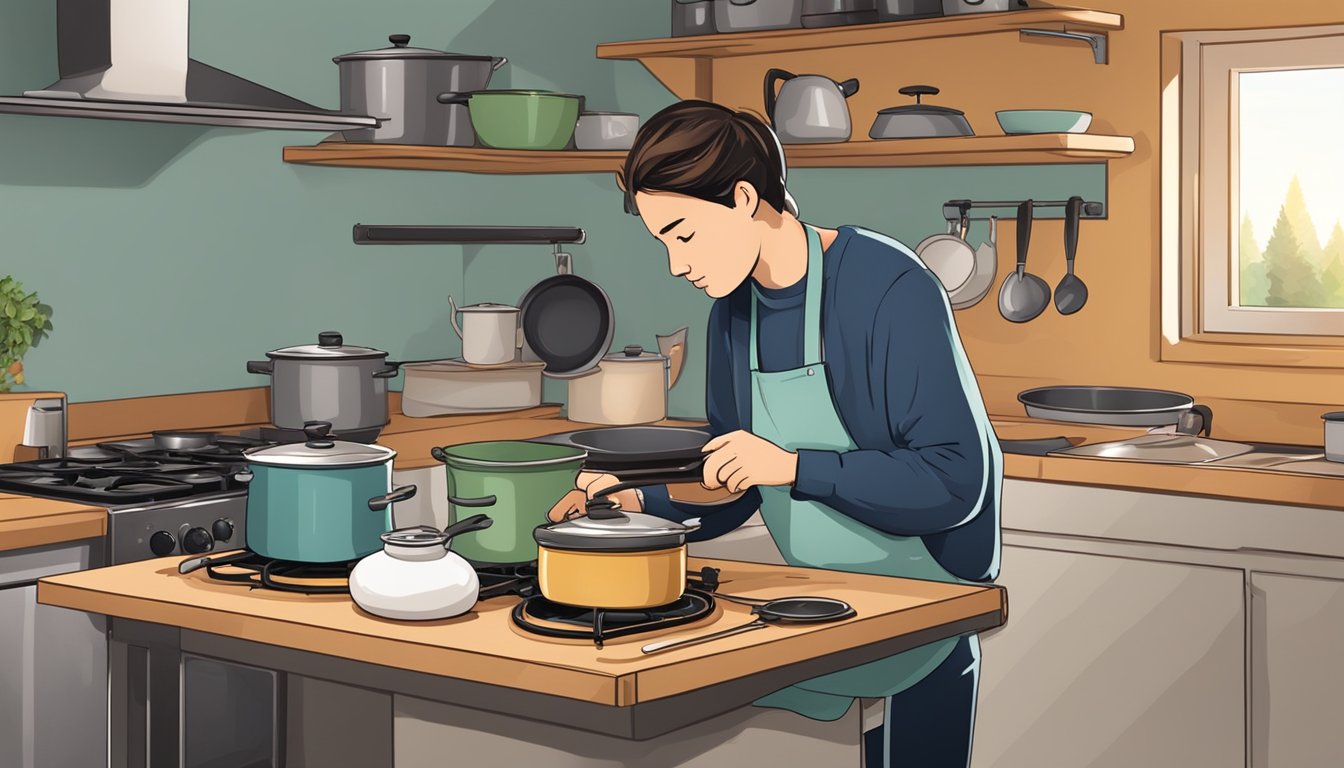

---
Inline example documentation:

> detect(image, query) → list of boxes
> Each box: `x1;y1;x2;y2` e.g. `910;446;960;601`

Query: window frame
1161;25;1344;368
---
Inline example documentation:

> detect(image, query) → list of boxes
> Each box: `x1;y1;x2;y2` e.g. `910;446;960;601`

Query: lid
266;332;388;361
534;507;698;552
879;84;965;117
1325;412;1344;422
456;302;519;314
381;526;449;548
244;423;395;468
602;345;667;364
334;34;494;63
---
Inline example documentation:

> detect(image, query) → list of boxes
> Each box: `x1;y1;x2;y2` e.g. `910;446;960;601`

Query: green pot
431;440;586;564
439;90;581;150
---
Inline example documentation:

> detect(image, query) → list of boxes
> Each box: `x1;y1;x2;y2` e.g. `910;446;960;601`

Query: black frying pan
519;274;614;377
1018;386;1212;435
568;427;711;493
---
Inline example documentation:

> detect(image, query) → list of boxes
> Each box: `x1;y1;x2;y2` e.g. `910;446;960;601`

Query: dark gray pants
865;634;980;768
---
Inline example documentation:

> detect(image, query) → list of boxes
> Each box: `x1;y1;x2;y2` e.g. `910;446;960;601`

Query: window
1163;26;1344;365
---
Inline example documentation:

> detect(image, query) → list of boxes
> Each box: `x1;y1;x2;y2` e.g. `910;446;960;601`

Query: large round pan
1018;386;1199;427
567;426;710;481
518;274;614;379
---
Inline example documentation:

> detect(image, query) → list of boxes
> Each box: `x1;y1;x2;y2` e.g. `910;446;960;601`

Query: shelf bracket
1019;28;1108;65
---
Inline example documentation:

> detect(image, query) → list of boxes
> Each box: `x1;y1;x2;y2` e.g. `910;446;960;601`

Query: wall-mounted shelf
285;133;1131;175
283;143;626;174
595;8;1123;98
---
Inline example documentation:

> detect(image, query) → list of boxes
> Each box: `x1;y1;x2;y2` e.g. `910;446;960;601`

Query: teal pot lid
245;438;395;468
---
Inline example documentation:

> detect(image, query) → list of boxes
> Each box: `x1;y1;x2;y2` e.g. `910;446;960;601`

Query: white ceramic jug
448;296;520;365
349;513;494;621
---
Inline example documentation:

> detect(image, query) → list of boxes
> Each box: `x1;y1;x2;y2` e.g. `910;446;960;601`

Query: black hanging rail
942;199;1105;223
352;225;587;245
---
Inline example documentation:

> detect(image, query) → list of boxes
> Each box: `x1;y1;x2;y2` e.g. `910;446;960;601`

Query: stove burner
511;590;717;649
199;551;356;594
476;563;539;601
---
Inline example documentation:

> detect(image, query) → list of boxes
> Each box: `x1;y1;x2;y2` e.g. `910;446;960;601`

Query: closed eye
676;232;695;243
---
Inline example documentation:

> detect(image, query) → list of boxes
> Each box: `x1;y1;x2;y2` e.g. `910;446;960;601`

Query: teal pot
431;440;586;564
436;90;581;150
242;423;417;563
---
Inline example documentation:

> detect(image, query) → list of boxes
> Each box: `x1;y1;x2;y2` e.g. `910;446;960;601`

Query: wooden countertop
0;494;105;552
38;555;1005;706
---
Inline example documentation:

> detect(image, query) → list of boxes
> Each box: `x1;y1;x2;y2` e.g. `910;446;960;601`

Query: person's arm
641;300;760;541
789;269;993;537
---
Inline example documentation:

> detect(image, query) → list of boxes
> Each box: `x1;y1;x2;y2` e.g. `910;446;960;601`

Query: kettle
349;513;494;621
764;68;860;143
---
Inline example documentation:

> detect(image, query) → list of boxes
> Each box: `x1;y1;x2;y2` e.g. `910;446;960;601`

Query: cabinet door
1249;572;1344;767
973;545;1245;768
0;585;35;768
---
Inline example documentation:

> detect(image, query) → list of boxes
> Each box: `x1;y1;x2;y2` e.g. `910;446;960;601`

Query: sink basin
1055;434;1253;464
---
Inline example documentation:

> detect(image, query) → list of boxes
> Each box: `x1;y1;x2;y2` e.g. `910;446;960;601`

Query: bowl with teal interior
995;110;1092;134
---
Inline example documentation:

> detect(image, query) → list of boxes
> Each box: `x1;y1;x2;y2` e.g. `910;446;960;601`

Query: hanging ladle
1054;196;1088;315
998;199;1051;323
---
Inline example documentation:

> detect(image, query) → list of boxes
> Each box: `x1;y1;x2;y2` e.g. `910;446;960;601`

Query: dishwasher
0;539;109;768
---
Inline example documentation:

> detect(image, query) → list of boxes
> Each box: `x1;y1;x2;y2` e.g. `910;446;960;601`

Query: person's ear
733;180;760;218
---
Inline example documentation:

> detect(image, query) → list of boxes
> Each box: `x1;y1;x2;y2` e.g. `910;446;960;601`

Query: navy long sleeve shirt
641;224;1002;583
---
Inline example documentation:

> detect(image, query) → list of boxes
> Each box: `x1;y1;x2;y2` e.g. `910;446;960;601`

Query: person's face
634;184;760;299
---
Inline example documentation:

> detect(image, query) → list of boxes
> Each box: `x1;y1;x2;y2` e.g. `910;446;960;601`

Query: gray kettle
764;68;860;144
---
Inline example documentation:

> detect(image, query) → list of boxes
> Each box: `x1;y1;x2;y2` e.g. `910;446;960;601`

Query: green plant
0;277;52;393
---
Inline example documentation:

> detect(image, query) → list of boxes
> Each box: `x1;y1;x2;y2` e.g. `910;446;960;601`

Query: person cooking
548;99;1001;767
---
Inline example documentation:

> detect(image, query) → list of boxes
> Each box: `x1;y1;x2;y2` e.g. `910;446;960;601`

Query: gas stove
0;431;270;564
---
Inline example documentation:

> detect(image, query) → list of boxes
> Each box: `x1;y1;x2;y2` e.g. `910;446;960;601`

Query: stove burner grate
201;551;356;594
475;563;540;601
511;590;716;649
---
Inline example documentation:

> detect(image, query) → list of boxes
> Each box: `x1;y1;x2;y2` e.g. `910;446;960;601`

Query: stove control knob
211;518;235;543
149;531;177;557
182;527;214;555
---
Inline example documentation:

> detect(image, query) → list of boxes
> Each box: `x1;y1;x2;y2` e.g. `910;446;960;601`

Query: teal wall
0;0;1102;418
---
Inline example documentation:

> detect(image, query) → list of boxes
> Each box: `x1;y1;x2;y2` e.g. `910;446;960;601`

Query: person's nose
668;252;690;278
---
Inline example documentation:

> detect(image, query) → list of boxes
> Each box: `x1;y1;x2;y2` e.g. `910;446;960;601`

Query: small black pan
641;596;855;654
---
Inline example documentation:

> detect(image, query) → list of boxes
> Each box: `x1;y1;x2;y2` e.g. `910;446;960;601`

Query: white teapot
350;513;494;621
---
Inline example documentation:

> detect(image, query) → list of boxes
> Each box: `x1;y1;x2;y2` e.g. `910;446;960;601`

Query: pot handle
763;68;795;125
303;421;335;449
373;361;401;379
1178;404;1214;437
436;93;472;106
233;470;254;484
491;56;508;72
838;78;860;98
447;295;464;338
369;484;417;512
441;513;494;547
246;360;273;375
447;495;498;508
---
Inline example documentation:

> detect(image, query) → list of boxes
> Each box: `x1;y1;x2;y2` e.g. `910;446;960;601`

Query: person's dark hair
618;100;795;217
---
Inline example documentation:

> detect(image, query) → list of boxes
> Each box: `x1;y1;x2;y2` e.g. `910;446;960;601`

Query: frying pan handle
1016;200;1033;274
590;460;707;499
641;620;768;654
1179;404;1213;437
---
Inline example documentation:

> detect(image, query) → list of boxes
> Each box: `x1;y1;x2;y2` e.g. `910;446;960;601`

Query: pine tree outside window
1162;26;1344;367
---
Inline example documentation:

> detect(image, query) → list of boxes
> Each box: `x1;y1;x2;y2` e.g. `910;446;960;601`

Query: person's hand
545;472;644;523
700;430;797;493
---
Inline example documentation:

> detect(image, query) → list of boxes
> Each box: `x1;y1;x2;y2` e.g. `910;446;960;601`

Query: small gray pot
247;332;400;433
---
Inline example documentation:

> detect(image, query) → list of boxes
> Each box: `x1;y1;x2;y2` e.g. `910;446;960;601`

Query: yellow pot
537;545;687;609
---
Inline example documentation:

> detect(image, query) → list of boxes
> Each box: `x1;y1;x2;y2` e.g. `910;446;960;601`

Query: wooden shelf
597;8;1122;60
283;133;1131;174
782;133;1133;167
282;143;627;174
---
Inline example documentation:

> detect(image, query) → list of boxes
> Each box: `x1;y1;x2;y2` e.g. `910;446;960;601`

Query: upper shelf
595;8;1123;61
282;133;1132;175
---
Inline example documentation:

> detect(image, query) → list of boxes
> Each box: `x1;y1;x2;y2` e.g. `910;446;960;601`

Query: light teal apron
750;223;969;722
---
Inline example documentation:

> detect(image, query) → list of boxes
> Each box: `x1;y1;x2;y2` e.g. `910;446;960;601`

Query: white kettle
764;67;860;143
448;296;519;365
350;513;494;621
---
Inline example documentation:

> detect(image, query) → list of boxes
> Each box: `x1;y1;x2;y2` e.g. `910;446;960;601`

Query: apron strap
750;224;826;371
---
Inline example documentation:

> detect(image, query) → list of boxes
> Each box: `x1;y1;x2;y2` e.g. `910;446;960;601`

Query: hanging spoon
998;200;1051;323
1054;196;1088;315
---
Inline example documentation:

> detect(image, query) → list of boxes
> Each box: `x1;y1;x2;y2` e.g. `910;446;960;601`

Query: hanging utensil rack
352;225;585;274
941;199;1104;223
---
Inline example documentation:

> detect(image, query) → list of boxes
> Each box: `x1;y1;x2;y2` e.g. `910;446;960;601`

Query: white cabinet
1249;572;1344;767
973;544;1245;768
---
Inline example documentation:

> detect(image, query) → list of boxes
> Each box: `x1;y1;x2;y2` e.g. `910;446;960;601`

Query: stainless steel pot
334;34;506;145
246;332;399;433
869;85;973;139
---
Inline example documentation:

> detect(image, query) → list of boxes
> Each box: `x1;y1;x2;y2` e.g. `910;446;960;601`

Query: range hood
0;0;377;131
